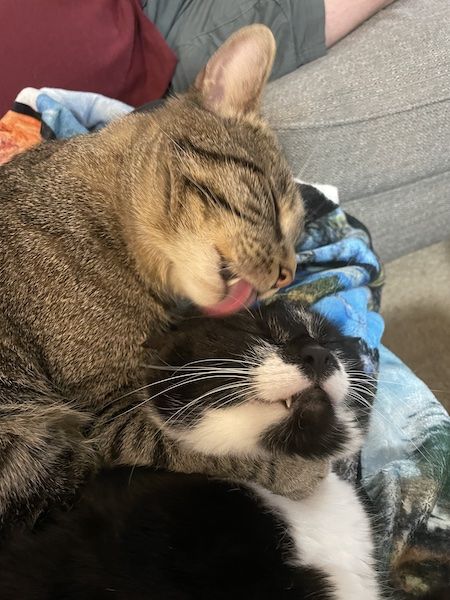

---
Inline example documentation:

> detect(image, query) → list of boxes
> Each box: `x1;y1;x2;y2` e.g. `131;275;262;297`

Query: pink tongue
203;279;256;317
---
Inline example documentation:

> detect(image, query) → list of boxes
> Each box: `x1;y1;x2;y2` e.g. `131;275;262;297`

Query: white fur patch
250;351;310;403
323;366;350;404
254;473;380;600
173;400;287;456
334;403;364;458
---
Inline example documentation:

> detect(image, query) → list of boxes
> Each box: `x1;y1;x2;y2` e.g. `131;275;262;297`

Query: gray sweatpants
142;0;326;91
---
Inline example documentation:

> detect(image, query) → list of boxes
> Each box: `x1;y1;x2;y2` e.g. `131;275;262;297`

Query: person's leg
325;0;396;46
143;0;327;91
142;0;397;92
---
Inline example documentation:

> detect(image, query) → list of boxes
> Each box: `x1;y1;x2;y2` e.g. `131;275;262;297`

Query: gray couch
263;0;449;264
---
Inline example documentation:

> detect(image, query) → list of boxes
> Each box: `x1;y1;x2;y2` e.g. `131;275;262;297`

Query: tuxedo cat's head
148;300;374;461
129;25;303;316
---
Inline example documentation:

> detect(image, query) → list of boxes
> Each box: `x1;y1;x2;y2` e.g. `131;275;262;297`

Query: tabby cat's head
148;300;374;461
131;26;303;316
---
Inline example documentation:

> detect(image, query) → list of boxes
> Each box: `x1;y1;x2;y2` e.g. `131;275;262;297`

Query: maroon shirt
1;0;177;115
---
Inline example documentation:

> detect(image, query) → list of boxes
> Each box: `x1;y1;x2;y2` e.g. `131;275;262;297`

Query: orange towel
0;109;42;165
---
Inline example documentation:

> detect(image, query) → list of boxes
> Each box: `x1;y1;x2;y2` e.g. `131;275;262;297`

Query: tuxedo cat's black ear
143;321;181;352
193;24;276;117
144;304;202;357
296;182;338;226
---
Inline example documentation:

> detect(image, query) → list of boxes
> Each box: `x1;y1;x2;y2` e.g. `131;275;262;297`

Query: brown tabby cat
0;25;328;532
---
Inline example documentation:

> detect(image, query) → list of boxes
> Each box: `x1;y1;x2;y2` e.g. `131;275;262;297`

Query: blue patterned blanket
20;88;450;599
285;182;450;600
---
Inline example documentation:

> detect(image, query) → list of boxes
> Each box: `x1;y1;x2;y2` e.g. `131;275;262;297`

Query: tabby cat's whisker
295;138;322;180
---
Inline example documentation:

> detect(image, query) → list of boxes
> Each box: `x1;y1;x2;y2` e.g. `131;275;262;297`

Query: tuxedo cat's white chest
254;473;380;600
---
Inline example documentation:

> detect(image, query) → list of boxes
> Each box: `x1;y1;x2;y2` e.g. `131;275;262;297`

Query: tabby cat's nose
274;266;293;289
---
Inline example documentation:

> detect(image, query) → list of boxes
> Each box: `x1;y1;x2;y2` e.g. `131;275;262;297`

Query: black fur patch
297;183;337;225
0;468;335;600
263;387;350;459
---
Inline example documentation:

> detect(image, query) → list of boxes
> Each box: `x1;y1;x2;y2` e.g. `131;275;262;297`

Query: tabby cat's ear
193;24;276;117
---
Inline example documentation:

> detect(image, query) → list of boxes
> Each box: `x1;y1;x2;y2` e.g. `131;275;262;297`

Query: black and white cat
0;300;380;600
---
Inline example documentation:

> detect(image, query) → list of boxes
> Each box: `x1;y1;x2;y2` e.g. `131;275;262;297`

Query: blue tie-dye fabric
35;88;132;138
278;186;450;599
32;88;449;599
363;346;450;598
279;188;384;376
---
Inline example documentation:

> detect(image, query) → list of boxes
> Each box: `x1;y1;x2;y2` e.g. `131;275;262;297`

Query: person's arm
325;0;396;47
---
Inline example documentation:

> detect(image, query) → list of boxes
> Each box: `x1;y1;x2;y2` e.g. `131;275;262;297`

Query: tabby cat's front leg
158;442;330;501
0;398;97;533
94;404;329;500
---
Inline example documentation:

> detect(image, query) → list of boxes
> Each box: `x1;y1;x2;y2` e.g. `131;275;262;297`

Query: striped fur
0;26;315;533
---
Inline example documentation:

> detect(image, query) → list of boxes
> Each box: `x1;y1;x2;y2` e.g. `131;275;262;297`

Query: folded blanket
285;180;384;374
284;183;450;599
2;88;449;599
0;88;133;165
364;347;450;598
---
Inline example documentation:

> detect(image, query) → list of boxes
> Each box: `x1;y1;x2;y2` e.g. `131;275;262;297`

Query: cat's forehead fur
162;94;288;173
155;300;327;357
154;93;302;224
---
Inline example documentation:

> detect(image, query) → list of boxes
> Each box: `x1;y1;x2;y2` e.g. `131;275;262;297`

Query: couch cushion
263;0;450;261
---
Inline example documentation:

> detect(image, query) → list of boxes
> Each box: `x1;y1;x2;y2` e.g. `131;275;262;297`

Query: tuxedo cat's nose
274;266;293;289
299;345;331;378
